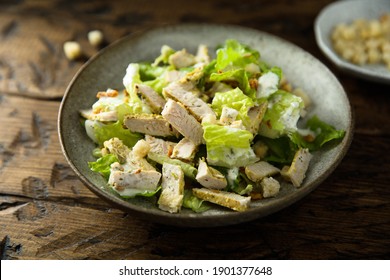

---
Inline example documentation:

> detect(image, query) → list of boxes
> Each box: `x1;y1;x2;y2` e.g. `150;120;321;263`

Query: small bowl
315;0;390;84
58;24;353;227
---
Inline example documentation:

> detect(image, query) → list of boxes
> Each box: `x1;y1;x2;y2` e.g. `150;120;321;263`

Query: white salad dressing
257;71;280;99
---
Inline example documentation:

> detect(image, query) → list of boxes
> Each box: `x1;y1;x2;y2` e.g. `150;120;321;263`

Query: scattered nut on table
63;41;82;60
88;30;104;47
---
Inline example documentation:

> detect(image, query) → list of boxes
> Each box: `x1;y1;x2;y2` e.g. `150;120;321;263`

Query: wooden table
1;0;389;260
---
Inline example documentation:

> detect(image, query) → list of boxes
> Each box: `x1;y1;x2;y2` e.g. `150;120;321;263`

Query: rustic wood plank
0;94;101;202
0;0;137;98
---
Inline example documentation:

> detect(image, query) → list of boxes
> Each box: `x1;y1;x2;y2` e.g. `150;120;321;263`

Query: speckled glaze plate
315;0;390;84
58;24;353;227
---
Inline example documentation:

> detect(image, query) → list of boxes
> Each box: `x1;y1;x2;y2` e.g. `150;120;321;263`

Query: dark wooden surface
0;0;389;260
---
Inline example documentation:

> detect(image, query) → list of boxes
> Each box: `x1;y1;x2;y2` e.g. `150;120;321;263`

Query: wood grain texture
0;0;389;260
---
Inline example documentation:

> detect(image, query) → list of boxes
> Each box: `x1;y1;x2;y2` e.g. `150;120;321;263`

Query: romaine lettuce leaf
86;119;142;148
259;115;345;164
88;154;118;179
215;39;261;71
202;123;257;168
115;102;133;123
206;39;263;98
139;63;171;94
152;45;176;66
258;136;298;165
123;63;151;114
290;115;346;151
143;78;167;95
147;152;198;179
222;167;253;195
139;62;168;81
209;69;256;98
120;186;162;199
258;90;304;138
211;87;255;128
182;189;210;213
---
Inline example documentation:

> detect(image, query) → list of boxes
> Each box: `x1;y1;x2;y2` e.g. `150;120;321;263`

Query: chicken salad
82;39;345;213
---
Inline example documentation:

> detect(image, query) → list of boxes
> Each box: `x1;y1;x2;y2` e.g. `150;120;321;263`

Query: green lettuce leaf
139;62;168;81
206;39;262;98
143;79;166;95
202;123;257;168
182;189;211;213
88;154;118;179
258;136;298;165
139;62;193;94
215;39;260;71
209;69;255;98
139;62;171;94
221;167;253;195
211;87;255;128
290;115;346;151
258;90;304;138
120;186;162;199
152;45;176;66
259;115;345;164
88;120;142;148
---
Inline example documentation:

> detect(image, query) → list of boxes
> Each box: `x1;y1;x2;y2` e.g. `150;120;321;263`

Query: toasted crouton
132;139;151;159
260;177;280;198
252;140;269;159
103;137;131;163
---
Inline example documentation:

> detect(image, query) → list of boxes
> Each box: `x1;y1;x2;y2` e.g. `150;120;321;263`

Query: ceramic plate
59;24;353;227
315;0;390;84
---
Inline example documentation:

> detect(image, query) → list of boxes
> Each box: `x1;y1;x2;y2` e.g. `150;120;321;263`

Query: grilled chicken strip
158;163;185;213
161;99;204;145
144;135;176;157
195;159;227;190
281;148;312;187
124;114;179;138
135;84;166;114
163;81;216;121
245;161;280;183
192;188;251;212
